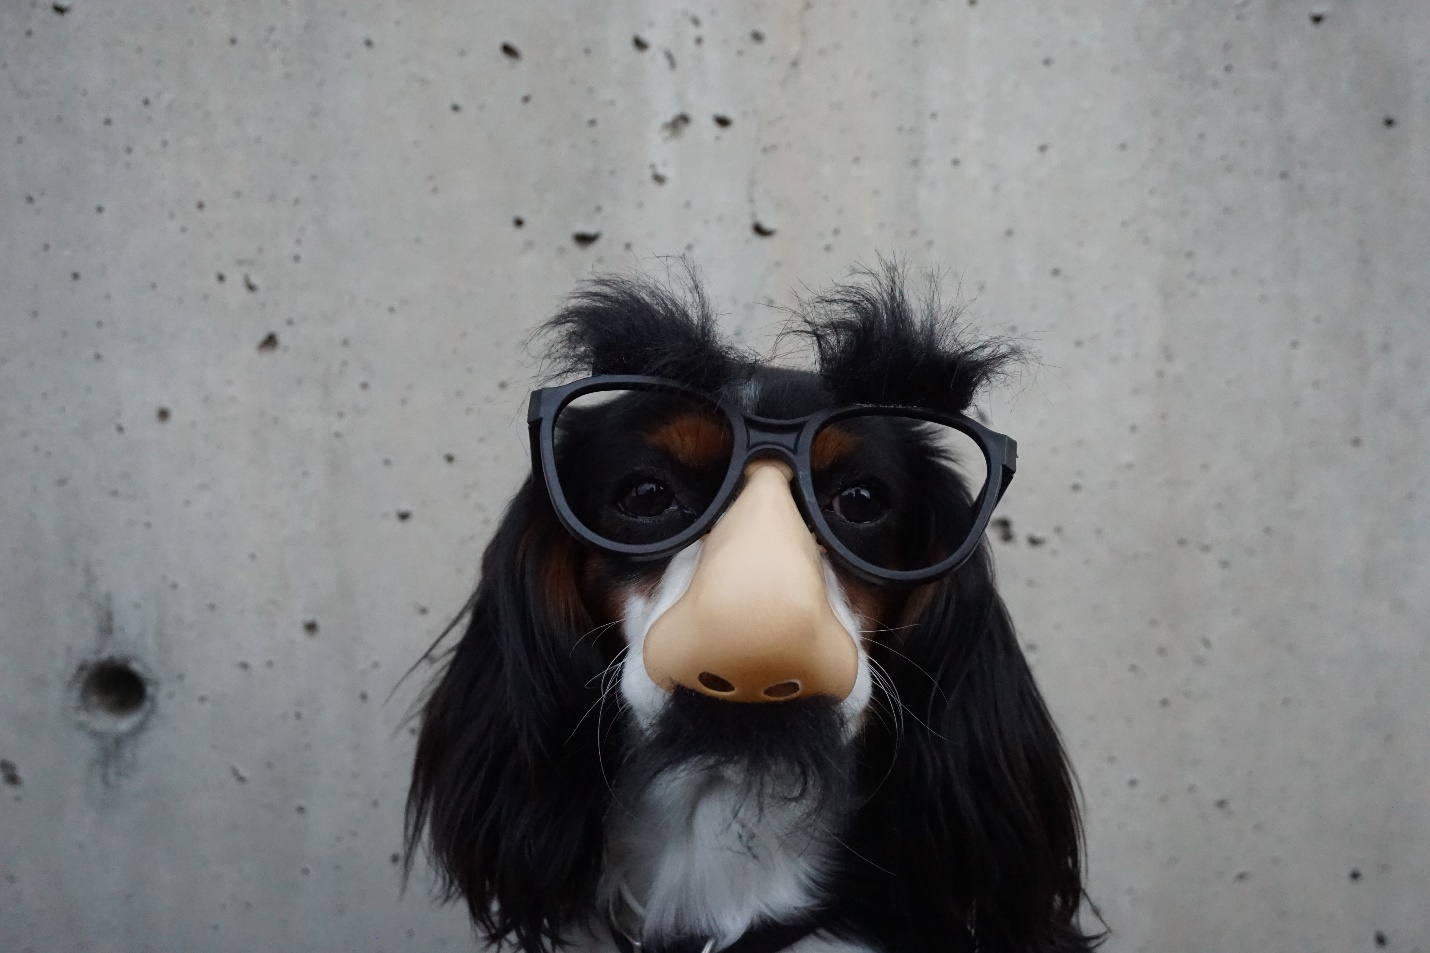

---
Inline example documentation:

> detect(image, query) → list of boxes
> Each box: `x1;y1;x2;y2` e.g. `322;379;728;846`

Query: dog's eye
617;479;678;518
829;485;887;524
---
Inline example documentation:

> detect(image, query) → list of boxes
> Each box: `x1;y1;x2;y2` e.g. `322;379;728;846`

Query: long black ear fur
832;544;1097;952
405;483;614;953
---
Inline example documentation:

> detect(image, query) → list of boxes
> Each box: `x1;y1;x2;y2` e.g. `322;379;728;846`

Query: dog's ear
844;545;1095;953
405;482;614;953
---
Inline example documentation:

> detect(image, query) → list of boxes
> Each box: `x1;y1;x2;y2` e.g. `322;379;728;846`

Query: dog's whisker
865;653;952;743
829;833;895;877
870;662;906;738
865;659;907;758
583;638;630;690
572;618;623;654
858;622;919;634
869;636;951;706
862;660;900;737
859;660;910;802
567;644;633;747
592;656;627;801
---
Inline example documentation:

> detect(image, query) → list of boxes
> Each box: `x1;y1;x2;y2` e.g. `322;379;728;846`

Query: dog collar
609;915;824;953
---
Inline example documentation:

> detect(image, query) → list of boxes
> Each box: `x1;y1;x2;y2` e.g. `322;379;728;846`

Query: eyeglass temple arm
527;392;549;492
991;436;1018;505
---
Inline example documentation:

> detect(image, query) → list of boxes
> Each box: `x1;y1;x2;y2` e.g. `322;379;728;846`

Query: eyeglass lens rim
528;375;1015;585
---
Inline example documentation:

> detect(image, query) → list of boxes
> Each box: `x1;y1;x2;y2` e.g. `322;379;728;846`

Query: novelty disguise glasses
528;375;1017;586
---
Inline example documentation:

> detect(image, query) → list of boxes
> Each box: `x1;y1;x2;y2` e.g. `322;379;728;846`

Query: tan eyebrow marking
519;523;592;629
647;413;733;470
811;424;860;471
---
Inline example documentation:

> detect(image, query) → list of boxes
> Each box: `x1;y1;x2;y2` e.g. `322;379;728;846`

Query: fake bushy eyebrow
536;260;1019;414
791;262;1021;415
536;270;751;393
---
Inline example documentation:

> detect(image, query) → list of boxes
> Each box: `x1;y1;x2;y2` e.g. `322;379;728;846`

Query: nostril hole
697;672;736;694
763;680;801;699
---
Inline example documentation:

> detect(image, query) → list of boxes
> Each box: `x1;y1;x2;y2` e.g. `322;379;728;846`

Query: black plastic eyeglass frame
528;374;1017;586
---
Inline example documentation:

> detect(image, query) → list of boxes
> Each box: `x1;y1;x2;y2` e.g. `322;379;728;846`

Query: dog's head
407;265;1093;953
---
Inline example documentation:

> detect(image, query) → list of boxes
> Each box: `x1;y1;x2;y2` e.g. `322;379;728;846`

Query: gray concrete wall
2;1;1426;951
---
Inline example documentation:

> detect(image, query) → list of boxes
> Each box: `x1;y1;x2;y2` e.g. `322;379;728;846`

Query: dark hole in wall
661;112;691;138
80;659;148;717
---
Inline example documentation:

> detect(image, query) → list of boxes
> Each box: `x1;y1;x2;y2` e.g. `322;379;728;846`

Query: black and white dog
407;265;1097;953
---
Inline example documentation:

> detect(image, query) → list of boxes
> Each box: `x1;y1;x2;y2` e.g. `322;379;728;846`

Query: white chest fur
600;762;841;947
600;541;879;953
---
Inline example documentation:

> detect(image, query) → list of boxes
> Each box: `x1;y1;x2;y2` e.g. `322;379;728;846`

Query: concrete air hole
80;659;148;718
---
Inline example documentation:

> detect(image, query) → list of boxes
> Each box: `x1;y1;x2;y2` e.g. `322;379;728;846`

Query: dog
406;264;1097;953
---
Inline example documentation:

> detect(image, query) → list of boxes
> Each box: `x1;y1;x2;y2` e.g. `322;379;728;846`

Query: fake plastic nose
642;460;859;703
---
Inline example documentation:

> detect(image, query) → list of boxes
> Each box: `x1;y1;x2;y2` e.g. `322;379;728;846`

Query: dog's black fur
407;263;1098;953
